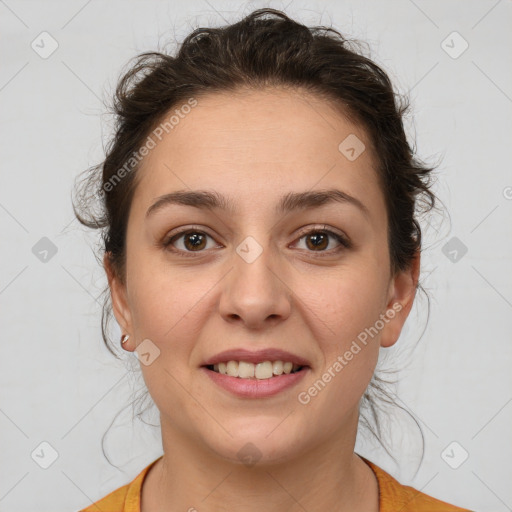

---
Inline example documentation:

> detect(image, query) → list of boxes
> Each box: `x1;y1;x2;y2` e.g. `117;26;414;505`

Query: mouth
200;360;310;398
203;361;307;380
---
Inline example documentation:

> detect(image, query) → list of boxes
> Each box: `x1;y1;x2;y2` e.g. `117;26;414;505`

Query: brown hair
73;7;441;466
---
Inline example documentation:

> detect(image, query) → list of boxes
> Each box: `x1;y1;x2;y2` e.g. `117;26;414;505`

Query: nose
218;239;292;330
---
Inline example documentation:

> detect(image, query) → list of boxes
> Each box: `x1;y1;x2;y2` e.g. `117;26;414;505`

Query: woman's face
107;87;418;465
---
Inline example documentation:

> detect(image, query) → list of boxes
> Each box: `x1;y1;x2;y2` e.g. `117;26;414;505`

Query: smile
201;363;309;398
207;360;304;379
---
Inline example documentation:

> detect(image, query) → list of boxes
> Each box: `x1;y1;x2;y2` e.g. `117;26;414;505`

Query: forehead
132;87;385;224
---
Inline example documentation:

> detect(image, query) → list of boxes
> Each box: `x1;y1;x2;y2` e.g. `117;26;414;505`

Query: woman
75;8;473;512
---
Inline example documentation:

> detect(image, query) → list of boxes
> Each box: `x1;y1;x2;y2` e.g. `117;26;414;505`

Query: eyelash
162;225;351;258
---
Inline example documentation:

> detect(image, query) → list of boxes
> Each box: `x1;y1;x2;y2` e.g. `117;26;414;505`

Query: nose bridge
229;199;294;283
219;231;291;325
233;232;280;294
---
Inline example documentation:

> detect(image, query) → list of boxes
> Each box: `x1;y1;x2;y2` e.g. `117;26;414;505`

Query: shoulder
360;456;474;512
78;482;129;511
77;456;162;512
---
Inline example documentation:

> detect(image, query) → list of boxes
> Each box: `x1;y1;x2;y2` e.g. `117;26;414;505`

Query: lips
201;348;311;368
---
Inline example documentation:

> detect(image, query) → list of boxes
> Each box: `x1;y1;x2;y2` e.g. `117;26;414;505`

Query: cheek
298;275;382;430
130;278;195;342
296;333;379;442
127;254;218;353
126;264;211;411
305;264;387;348
298;266;385;403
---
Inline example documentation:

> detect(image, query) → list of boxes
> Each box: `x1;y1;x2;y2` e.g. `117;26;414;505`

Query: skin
105;87;420;512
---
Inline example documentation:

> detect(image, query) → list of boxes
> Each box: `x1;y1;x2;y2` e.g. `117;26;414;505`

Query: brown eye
182;232;206;251
163;225;350;258
295;228;350;254
164;230;216;255
305;232;329;251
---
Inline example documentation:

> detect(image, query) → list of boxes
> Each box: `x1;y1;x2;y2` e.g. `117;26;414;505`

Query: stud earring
120;334;130;348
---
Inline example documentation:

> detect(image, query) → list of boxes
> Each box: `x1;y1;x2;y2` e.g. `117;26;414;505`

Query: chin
200;422;305;467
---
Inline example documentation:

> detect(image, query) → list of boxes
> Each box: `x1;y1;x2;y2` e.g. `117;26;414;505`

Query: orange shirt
78;455;473;511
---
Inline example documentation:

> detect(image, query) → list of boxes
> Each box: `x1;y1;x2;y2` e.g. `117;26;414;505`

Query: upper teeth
213;361;302;379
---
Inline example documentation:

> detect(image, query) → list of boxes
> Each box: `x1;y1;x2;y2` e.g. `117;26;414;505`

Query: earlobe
380;250;420;348
103;252;132;335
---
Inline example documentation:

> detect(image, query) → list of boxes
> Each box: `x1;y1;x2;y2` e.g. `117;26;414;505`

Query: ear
380;250;420;348
103;252;133;337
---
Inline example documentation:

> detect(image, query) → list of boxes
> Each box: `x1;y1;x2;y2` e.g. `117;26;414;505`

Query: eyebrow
145;188;370;219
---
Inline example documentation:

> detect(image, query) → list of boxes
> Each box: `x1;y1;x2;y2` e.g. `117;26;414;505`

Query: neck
141;409;379;512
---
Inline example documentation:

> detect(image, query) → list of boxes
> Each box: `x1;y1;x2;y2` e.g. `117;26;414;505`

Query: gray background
1;0;511;511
